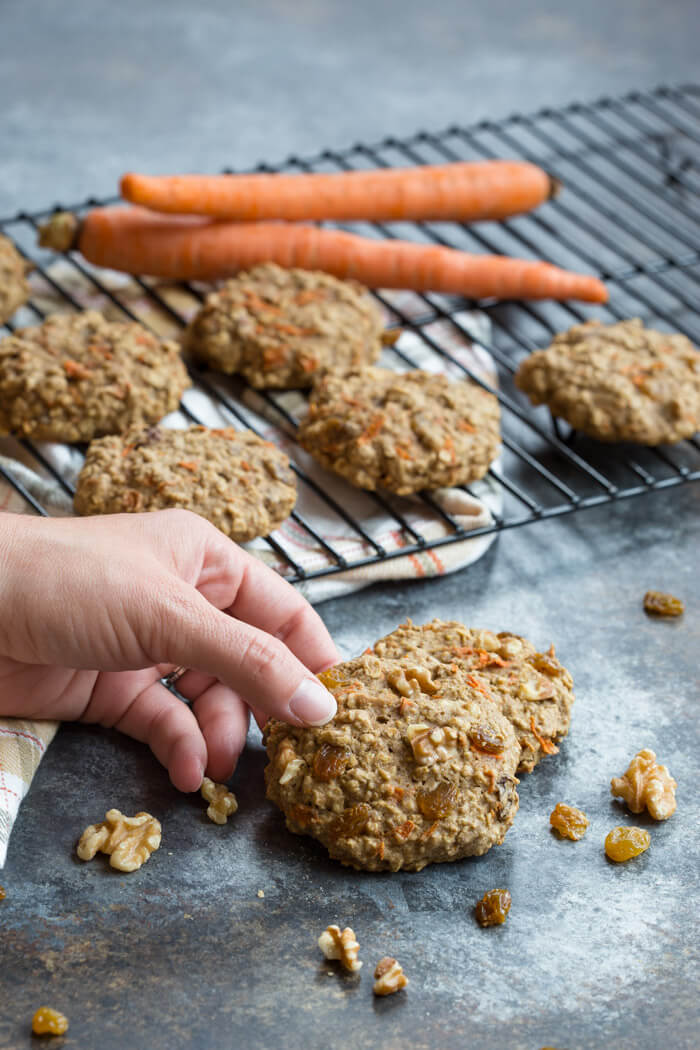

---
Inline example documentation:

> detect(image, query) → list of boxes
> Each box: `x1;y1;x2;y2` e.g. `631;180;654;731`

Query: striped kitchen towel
0;719;59;866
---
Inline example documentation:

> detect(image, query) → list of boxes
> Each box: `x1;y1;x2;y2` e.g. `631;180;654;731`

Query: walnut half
373;956;408;996
318;925;363;972
611;748;677;821
77;809;161;872
201;778;238;824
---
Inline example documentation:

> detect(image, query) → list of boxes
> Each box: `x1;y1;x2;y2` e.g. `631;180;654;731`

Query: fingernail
288;678;337;726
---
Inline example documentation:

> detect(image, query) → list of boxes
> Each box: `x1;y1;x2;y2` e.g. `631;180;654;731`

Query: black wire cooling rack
1;83;699;584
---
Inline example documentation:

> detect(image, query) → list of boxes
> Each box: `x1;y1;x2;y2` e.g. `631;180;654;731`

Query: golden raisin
317;668;346;690
330;803;371;840
469;725;506;755
32;1007;69;1036
550;803;589;841
605;826;651;862
416;782;458;820
288;804;316;828
0;885;5;901
475;888;512;927
312;743;353;782
643;591;684;617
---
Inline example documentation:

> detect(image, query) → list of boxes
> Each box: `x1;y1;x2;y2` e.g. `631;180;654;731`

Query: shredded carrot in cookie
395;444;412;460
457;419;476;433
393;820;416;842
399;698;413;714
358;413;385;444
529;716;559;755
63;359;93;380
375;839;386;860
484;768;497;793
475;649;511;668
177;460;199;472
466;674;494;701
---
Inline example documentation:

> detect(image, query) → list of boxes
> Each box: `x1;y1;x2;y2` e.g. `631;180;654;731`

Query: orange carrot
121;161;557;223
38;206;608;303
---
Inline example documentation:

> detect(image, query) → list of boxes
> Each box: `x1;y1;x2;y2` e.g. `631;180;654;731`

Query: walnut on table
373;956;408;996
611;748;677;820
317;925;363;972
76;809;161;872
31;1007;69;1036
201;777;238;825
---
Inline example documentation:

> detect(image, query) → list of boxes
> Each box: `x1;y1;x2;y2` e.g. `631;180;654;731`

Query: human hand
0;510;339;792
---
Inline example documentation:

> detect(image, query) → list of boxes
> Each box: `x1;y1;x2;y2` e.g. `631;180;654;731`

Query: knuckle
239;632;287;684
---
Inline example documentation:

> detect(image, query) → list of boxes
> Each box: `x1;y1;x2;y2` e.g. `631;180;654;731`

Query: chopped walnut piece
550;803;589;840
611;749;677;820
373;956;408;996
76;809;161;872
387;665;438;697
201;778;238;825
605;826;650;862
317;925;363;972
405;723;461;766
643;590;684;617
32;1007;69;1036
276;737;307;785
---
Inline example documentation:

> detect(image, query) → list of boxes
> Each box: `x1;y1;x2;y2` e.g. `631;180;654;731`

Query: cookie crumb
257;889;265;898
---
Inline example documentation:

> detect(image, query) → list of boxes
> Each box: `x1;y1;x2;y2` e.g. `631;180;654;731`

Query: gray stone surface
0;4;699;1048
0;0;698;217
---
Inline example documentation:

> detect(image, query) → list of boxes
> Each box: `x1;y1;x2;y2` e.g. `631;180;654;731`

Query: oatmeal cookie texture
183;262;384;389
514;318;700;445
0;233;30;324
0;310;190;442
74;424;297;543
297;366;501;494
373;619;574;773
264;653;519;872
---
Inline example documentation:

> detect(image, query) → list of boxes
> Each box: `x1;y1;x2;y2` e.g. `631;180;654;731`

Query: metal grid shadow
1;82;699;584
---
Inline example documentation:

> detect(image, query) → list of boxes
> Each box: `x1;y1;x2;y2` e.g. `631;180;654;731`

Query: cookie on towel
183;263;384;389
297;365;500;494
74;424;297;543
0;310;190;442
0;234;30;325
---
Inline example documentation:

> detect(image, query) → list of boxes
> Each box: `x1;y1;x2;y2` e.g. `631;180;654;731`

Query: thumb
152;583;337;727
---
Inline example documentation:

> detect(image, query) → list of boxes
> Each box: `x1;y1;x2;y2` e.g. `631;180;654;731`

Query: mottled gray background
1;3;699;1049
0;0;698;215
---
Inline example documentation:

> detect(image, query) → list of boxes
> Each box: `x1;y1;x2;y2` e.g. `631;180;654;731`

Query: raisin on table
475;888;512;926
605;826;651;862
643;591;684;617
550;803;589;841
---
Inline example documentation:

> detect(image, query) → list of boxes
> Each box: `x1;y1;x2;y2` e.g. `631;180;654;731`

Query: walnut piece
32;1007;69;1036
611;748;677;820
201;777;238;824
405;723;462;766
77;809;161;872
373;956;408;996
317;925;363;972
276;737;307;785
387;665;438;697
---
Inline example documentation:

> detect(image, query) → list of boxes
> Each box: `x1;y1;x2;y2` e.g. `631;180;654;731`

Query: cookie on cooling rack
373;619;574;774
0;234;30;325
296;365;500;495
0;310;190;443
182;262;385;389
264;652;520;872
514;318;700;445
74;424;297;543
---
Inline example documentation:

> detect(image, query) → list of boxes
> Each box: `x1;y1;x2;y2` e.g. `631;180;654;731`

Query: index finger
201;541;340;674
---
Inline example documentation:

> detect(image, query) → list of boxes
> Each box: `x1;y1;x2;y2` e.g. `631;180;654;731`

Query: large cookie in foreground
264;653;519;872
183;262;384;389
297;366;501;494
0;234;30;325
74;424;297;543
373;619;574;774
0;310;190;442
514;318;700;445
